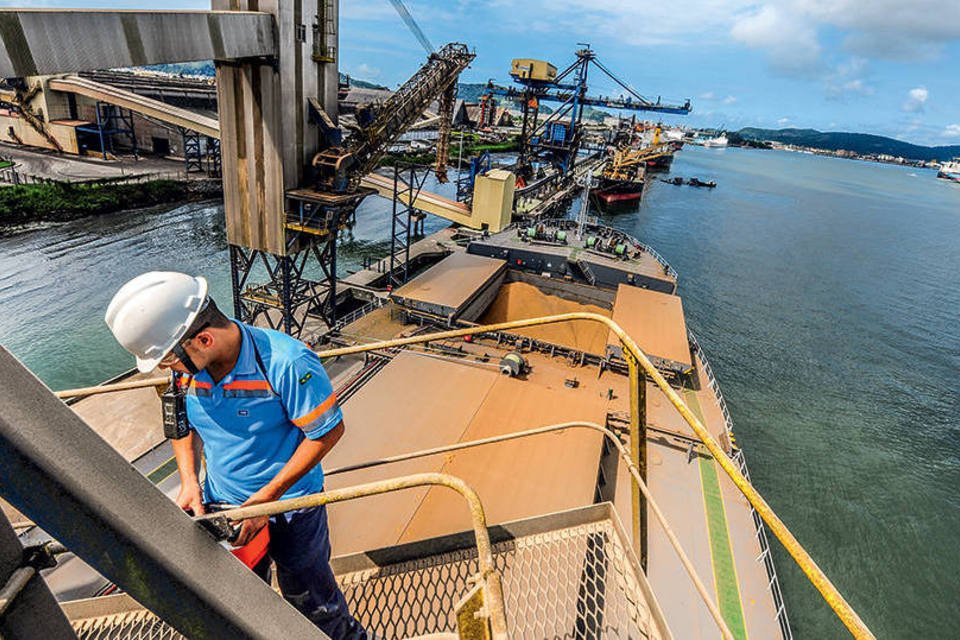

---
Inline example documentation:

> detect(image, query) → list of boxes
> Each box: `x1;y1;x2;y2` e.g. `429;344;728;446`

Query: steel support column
388;163;429;289
229;235;339;337
626;352;647;567
181;127;203;173
0;347;327;640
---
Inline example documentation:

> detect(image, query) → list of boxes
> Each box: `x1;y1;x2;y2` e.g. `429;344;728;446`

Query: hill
141;62;386;89
737;128;960;162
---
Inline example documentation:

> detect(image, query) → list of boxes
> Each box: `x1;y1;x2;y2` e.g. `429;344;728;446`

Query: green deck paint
685;389;749;640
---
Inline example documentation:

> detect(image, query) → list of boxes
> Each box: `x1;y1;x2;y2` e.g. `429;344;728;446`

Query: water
600;147;960;638
2;149;958;637
0;173;453;391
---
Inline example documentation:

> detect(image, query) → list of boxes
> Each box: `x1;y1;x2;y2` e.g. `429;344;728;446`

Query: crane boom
487;84;691;115
313;43;474;193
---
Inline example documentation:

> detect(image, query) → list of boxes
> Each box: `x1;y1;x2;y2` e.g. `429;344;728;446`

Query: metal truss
388;162;430;289
229;239;337;338
229;191;370;337
180;129;221;175
206;136;221;176
76;102;138;160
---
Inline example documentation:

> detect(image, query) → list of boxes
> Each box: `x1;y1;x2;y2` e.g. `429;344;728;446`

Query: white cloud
730;1;960;65
730;4;822;75
723;95;738;105
777;117;791;126
944;124;960;138
700;91;716;100
902;87;929;113
355;63;381;79
825;57;875;98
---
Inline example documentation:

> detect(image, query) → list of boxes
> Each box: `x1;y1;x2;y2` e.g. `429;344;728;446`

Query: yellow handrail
199;472;509;638
56;311;875;637
315;312;876;639
322;420;735;640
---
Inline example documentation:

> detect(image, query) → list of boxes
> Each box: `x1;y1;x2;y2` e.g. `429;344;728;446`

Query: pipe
322;421;733;640
199;472;509;639
313;312;875;639
55;377;168;399
0;568;36;618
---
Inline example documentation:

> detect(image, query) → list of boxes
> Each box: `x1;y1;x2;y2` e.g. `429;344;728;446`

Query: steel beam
0;511;76;640
0;10;277;78
0;347;327;640
49;75;220;139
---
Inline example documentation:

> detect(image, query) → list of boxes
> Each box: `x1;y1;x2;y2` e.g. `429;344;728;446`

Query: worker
105;271;366;639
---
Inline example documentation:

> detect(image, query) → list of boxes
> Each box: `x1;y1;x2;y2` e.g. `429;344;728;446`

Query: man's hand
233;487;276;547
230;423;344;546
177;481;205;516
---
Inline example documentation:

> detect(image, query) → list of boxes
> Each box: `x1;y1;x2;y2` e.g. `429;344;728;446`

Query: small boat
660;176;683;186
702;135;728;148
687;177;716;188
937;158;960;182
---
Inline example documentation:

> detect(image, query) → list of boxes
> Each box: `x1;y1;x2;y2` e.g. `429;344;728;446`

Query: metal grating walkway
68;504;669;639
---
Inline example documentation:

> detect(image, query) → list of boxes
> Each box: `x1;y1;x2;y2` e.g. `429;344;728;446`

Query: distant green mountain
737;128;960;162
457;83;488;103
140;62;387;89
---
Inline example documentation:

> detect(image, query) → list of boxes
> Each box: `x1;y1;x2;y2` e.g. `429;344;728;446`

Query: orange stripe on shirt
190;379;213;389
291;393;338;428
223;379;272;391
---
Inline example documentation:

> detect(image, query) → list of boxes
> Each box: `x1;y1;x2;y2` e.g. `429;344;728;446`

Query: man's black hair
184;297;231;338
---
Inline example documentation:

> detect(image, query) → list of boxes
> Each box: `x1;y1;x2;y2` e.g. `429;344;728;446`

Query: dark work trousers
253;505;367;639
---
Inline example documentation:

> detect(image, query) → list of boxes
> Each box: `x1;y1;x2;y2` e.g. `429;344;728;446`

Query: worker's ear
192;330;215;349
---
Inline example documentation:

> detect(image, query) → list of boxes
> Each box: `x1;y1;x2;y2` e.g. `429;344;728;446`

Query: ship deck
26;232;786;639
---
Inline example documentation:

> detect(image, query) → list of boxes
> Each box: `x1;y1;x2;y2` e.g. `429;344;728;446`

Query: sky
8;0;960;146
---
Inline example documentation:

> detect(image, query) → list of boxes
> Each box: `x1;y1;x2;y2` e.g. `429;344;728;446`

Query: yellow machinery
510;58;557;82
603;140;673;182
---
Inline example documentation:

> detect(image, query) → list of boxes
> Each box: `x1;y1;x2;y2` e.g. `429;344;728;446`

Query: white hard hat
105;272;209;373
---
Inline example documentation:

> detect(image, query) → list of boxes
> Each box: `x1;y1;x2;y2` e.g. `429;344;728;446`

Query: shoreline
0;176;222;226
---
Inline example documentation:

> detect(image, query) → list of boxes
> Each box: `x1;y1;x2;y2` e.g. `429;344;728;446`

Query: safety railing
635;240;678;280
319;420;735;639
53;312;875;638
329;296;387;332
734;448;793;640
689;327;793;638
313;312;876;639
688;328;736;450
199;473;509;639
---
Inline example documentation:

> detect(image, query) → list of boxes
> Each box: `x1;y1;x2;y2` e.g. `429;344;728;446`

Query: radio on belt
161;373;191;440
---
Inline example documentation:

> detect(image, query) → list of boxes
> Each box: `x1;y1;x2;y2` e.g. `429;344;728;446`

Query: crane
312;43;474;192
312;0;470;191
387;0;435;54
486;47;690;176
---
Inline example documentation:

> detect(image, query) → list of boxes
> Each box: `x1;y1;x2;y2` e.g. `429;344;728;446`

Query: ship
702;135;729;148
592;176;645;206
937;158;960;182
4;214;806;640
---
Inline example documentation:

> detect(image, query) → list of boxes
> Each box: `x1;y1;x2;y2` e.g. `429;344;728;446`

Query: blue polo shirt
184;321;342;505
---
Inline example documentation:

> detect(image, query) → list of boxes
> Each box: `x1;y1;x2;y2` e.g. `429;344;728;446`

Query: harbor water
1;147;958;637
